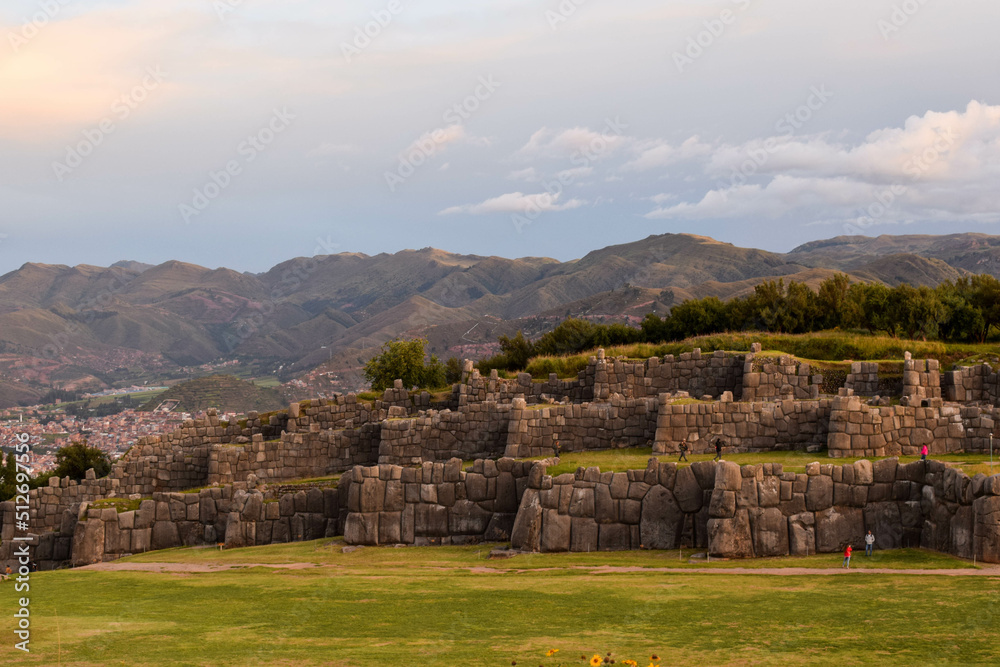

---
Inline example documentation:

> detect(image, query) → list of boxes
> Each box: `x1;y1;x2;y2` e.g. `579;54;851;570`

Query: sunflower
590;656;602;667
546;650;559;657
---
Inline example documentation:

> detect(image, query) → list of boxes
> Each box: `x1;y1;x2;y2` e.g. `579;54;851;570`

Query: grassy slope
1;541;997;666
523;331;1000;379
539;448;1000;477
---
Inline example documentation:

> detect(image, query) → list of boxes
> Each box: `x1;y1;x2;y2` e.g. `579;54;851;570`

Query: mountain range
2;232;999;408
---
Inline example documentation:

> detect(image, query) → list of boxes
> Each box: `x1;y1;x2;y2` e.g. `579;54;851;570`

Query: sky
1;0;1000;274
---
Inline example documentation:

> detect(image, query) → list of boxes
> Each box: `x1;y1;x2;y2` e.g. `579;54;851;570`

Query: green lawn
540;448;1000;476
2;541;997;666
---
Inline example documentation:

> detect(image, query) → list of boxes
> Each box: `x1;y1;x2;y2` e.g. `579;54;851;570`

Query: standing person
713;437;724;462
843;544;852;569
865;531;875;557
921;444;928;461
678;440;689;462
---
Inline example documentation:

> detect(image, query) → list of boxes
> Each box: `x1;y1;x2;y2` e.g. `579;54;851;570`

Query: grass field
2;540;998;666
538;447;1000;477
522;330;1000;379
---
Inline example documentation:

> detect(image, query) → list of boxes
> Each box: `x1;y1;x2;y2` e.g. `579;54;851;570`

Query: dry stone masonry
4;346;1000;569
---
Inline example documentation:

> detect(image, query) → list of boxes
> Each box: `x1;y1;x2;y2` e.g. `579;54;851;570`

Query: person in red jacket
843;544;852;569
921;444;928;461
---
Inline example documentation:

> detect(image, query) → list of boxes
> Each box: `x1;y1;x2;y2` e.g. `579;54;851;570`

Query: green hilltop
140;375;285;414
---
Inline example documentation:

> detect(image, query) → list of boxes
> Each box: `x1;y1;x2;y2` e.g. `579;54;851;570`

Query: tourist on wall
678;440;689;462
921;444;928;461
713;437;724;462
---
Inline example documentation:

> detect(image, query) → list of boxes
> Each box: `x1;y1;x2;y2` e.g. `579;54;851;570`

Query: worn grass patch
538;447;1000;476
1;541;996;666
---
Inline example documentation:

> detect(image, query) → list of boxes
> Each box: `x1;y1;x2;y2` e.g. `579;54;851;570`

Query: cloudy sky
1;0;999;274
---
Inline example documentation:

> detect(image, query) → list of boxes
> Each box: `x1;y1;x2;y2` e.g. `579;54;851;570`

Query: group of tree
0;442;111;502
362;338;462;392
475;274;1000;373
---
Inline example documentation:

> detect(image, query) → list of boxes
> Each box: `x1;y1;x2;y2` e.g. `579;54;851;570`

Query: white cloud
623;136;713;171
507;167;538;181
518;126;630;160
398;124;469;160
439;191;586;215
644;101;1000;226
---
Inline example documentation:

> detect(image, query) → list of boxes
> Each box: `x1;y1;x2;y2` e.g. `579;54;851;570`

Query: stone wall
707;459;1000;563
903;359;942;400
602;350;745;400
510;460;716;552
503;395;658;459
342;458;533;546
741;355;822;401
208;423;382;486
945;364;1000;405
377;401;512;466
2;480;342;570
827;395;996;458
652;398;831;454
845;362;880;396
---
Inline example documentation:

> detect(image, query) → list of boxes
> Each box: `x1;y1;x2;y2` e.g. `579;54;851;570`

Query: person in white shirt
865;530;875;556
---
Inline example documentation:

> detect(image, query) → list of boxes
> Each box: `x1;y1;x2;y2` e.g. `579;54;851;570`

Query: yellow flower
590;656;602;666
546;649;559;657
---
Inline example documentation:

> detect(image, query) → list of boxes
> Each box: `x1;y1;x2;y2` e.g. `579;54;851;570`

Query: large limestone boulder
541;509;572;552
863;502;902;550
673;466;703;513
570;517;599;552
787;512;815;556
806;475;834;511
598;523;631;551
974;496;1000;563
749;507;788;557
815;506;864;553
511;489;542;551
344;512;379;545
639;486;683;549
708;510;753;558
151;521;181;550
71;519;105;566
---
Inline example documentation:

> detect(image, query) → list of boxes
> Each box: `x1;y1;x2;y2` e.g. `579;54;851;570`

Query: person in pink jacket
921;444;929;461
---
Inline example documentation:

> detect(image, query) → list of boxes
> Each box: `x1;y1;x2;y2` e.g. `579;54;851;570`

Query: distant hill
0;231;998;407
139;375;284;414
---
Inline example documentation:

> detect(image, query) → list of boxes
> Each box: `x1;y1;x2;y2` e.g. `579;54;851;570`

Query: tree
363;338;446;391
444;357;464;385
53;442;112;481
816;274;851;329
0;452;16;502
